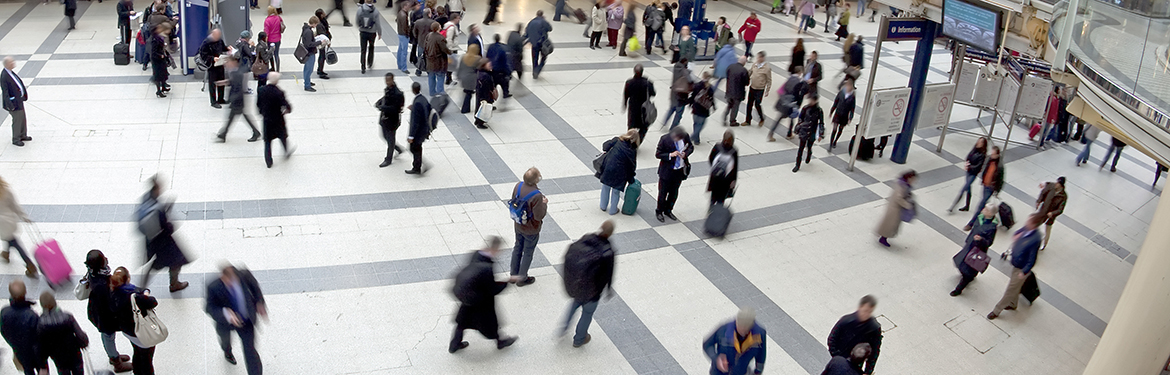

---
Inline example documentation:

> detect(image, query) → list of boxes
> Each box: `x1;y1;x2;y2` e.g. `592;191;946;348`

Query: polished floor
0;0;1160;373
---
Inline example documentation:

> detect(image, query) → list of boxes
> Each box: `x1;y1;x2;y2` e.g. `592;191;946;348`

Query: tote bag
131;294;169;347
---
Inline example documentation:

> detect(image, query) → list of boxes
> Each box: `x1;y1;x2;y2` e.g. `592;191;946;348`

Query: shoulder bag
293;41;309;64
131;293;169;347
641;86;657;124
963;248;991;273
73;277;91;300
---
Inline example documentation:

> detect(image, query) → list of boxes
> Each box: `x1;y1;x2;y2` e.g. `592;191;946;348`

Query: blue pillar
890;21;937;164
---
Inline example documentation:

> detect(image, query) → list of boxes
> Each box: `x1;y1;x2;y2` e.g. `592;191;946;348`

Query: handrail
1066;53;1170;129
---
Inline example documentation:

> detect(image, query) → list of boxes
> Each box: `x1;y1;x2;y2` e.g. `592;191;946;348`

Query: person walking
792;94;824;172
256;73;295;168
117;0;136;44
2;280;42;375
737;12;761;57
712;39;736;90
444;17;464;85
822;344;871;375
64;0;78;30
806;51;823;98
723;56;749;127
703;308;766;375
952;201;999;296
300;16;324;92
1035;177;1068;251
848;36;864;69
395;1;414;73
623;64;656;142
709;130;738;206
110;267;159;375
554;0;572;21
561;221;617;347
789;38;805;73
325;0;353;26
947;137;987;213
662;58;692;129
424;22;452;96
484;0;501;24
2;57;31;147
449;236;518;353
314;10;333;81
457;45;482;113
509;168;547;286
199;29;229;108
356;0;381;74
797;0;815;33
987;213;1043;320
376;72;406;168
147;24;172;99
263;7;284;72
643;2;666;54
1099;136;1126;172
524;11;553;78
406;82;433;174
769;67;805;142
1075;124;1100;166
487;34;513;99
834;4;851;40
823;0;838;33
965;146;1003;229
745;52;771;128
827;295;883;375
606;2;623;48
473;60;497;129
206;265;266;374
506;24;526;79
0;177;35;278
827;80;855;149
82;250;133;372
36;292;88;375
691;71;715;143
137;177;190;292
216;56;262;143
590;2;606;48
655;127;692;222
618;2;637;57
876;170;917;247
599;130;640;215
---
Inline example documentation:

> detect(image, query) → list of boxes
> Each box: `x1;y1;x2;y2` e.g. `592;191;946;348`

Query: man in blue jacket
486;34;513;98
523;11;552;78
703;308;766;375
988;213;1043;320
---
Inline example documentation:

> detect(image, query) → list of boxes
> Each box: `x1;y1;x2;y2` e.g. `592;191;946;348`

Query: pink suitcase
34;239;72;286
1028;123;1042;140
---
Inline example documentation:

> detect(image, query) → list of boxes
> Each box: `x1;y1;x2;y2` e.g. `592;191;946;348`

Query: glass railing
1053;0;1170;129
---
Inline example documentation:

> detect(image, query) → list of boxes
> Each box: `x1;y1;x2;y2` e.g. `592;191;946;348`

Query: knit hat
240;30;252;39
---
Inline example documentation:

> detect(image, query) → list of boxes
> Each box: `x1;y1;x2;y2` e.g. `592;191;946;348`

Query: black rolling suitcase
704;201;733;237
849;136;875;160
114;43;131;65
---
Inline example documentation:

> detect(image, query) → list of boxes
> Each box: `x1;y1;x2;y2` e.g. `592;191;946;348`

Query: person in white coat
589;1;606;49
444;15;461;85
0;177;35;277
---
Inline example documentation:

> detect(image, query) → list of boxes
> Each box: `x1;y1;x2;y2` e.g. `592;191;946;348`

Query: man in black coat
2;57;31;146
828;81;856;150
561;221;616;347
793;94;824;173
655;126;692;222
199;29;229;108
723;56;749;126
64;0;78;30
1;280;42;375
806;51;823;98
821;343;871;375
623;64;656;142
216;56;261;143
377;72;406;167
325;0;353;26
450;236;518;353
117;0;136;44
257;72;295;168
206;265;266;374
827;295;882;375
473;61;496;129
405;82;432;175
37;292;88;375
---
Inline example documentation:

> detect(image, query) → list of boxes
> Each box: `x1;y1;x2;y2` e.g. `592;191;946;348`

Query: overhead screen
943;0;1002;53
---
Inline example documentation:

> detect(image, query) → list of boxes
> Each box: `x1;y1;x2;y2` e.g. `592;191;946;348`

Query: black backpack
562;235;606;300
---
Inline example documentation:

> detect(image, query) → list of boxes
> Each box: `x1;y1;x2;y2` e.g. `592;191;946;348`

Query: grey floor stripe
675;240;828;374
821;155;880;185
436;107;519;184
0;0;39;42
912;206;1108;336
512;81;599;165
683;186;882;238
34;1;90;55
578;291;687;374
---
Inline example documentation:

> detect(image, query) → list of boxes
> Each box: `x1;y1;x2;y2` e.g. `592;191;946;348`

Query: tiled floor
0;0;1160;374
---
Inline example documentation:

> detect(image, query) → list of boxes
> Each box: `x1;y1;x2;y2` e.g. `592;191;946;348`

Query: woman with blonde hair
262;6;284;71
598;129;640;215
0;177;35;277
457;44;482;113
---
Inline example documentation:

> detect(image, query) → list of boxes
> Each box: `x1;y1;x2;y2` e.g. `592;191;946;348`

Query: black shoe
405;169;421;174
211;103;222;109
379;160;392;168
792;166;799;173
656;212;665;222
310;82;316;86
496;336;518;349
156;92;167;98
11;141;23;147
214;136;226;143
958;206;969;212
950;290;961;297
224;353;237;365
449;341;469;353
986;312;997;320
573;334;592;348
319;74;331;80
361;67;366;74
305;87;317;92
248;134;261;142
516;276;535;287
664;212;678;221
343;22;353;27
20;137;30;142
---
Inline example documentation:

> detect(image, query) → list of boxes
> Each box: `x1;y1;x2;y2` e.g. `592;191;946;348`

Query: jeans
663;103;686;129
554;0;568;20
745;88;764;123
427;71;445;96
272;41;281;71
531;42;546;77
600;183;624;215
397;35;409;71
359;31;376;69
1101;145;1123;170
970;186;995;223
1076;142;1092;164
4;239;32;266
744;41;754;57
800;15;812;32
264;137;289;168
949;174;978;211
857;0;866;15
217;322;262;375
303;53;316;89
645;28;663;53
692;114;707;143
562;298;600;345
510;231;539;277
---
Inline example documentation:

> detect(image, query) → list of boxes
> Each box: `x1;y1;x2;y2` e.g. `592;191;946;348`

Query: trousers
397;35;409;70
562;298;600;345
600;183;623;215
510;231;539;277
381;125;403;162
745;88;764;123
795;136;814;168
992;268;1027;314
220;109;260;139
657;174;683;214
409;140;423;172
217;322;262;375
949;174;978;211
724;97;742;124
264;137;289;168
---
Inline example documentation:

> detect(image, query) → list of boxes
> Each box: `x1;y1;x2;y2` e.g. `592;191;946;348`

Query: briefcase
1021;272;1041;304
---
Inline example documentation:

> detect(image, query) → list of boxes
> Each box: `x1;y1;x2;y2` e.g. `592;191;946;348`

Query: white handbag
475;101;494;122
73;278;90;300
131;294;168;347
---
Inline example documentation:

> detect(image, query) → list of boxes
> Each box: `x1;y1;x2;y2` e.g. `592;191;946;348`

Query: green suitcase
622;179;641;215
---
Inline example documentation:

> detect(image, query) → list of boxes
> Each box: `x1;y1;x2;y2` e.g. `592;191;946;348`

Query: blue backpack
508;183;540;225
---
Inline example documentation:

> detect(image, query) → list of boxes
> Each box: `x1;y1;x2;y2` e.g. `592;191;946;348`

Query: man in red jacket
737;12;761;57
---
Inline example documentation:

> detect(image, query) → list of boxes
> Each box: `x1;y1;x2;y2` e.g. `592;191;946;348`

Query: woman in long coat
877;170;917;247
0;177;34;277
258;72;294;167
150;23;172;98
951;202;998;296
139;177;190;292
457;45;482;113
599;129;640;215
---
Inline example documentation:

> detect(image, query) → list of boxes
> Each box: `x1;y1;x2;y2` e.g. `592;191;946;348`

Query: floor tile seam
0;0;39;42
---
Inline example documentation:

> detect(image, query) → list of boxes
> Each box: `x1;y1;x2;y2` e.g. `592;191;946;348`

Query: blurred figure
0;176;35;277
216;56;262;143
876;170;916;247
821;343;871;375
1035;177;1067;250
1;280;43;375
560;221;616;347
524;11;552;78
708;130;738;206
257;72;295;168
952;202;999;296
136;176;190;292
37;292;89;375
1099;136;1126;172
449;236;518;353
947;138;987;213
206;264;266;374
827;295;883;374
703;308;766;375
965;146;1003;229
623;64;655;142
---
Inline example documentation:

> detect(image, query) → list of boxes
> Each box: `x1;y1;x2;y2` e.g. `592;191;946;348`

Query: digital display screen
943;0;1001;53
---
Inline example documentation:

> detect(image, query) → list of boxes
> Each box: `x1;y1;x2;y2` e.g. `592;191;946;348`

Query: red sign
893;98;906;117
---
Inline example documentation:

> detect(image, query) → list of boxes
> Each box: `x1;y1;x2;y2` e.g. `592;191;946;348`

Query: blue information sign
885;19;931;40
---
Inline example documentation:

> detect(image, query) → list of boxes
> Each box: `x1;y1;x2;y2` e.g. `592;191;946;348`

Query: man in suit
376;72;406;167
205;264;266;375
2;57;30;147
449;236;518;353
655;126;692;222
723;56;748;127
117;0;136;44
405;82;432;175
257;72;295;168
988;213;1044;320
